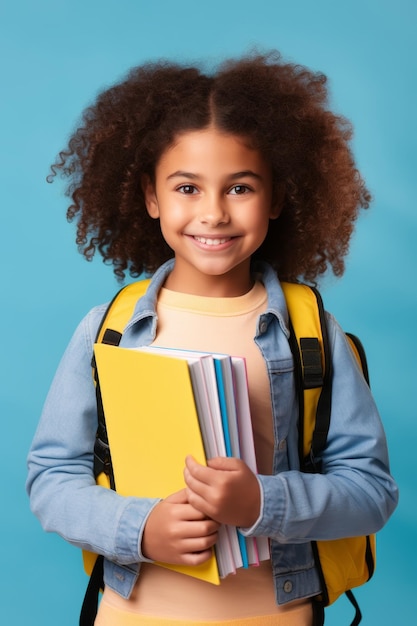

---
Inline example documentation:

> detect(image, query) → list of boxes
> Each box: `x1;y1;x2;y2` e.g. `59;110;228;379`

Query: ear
142;175;159;219
269;203;282;220
269;183;285;220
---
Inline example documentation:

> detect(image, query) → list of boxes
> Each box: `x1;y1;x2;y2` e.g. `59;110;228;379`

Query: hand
141;489;219;565
184;456;261;528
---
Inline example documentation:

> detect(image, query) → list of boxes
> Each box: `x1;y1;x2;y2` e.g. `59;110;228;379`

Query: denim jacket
26;260;398;605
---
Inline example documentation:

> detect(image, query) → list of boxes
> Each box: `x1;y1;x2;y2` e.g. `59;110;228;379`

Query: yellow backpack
80;279;375;626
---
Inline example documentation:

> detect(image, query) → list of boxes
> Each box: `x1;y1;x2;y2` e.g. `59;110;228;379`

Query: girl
27;51;398;626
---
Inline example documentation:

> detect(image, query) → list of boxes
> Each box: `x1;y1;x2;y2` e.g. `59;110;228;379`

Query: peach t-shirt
98;283;312;623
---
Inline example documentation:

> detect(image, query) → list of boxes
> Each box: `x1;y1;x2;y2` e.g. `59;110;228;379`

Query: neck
164;270;254;298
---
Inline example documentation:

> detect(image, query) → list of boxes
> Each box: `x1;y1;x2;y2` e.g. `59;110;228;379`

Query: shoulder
84;302;110;335
324;311;370;388
63;302;110;361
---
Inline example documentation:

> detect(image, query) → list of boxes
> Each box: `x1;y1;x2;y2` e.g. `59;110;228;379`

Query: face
144;127;280;296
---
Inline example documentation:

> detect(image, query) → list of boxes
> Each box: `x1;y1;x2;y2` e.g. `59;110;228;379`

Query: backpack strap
92;279;151;480
79;555;104;626
346;333;370;386
281;282;332;472
94;279;152;351
283;284;370;471
80;279;151;626
283;282;370;626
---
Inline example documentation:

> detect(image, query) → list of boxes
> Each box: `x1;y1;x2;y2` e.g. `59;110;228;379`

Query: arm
185;314;398;542
26;307;158;565
248;314;398;542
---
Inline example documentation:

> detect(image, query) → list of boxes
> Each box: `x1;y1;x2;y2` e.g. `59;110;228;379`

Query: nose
198;195;230;226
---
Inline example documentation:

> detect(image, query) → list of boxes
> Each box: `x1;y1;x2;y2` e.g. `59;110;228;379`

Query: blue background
1;1;415;623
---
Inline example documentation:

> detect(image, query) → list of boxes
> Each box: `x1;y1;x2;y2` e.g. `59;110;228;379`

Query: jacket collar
123;258;290;339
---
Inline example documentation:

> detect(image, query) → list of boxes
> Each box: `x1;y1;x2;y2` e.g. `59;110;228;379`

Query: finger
179;503;214;521
185;488;215;519
182;518;220;538
179;529;219;553
184;456;216;486
164;521;219;562
184;455;209;480
179;548;215;566
207;456;241;471
163;496;217;523
184;467;213;504
164;488;188;504
163;489;212;520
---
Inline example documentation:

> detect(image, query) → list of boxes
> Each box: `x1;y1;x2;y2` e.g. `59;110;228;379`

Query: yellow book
92;342;220;585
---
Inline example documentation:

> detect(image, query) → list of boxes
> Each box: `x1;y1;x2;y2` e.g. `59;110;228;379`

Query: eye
229;185;251;195
177;184;198;194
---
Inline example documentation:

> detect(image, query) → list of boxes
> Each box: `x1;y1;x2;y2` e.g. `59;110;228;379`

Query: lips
193;236;232;246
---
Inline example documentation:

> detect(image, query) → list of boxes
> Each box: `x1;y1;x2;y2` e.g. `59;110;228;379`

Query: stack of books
94;343;270;585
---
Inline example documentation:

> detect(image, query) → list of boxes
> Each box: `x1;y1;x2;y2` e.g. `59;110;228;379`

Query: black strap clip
300;337;323;389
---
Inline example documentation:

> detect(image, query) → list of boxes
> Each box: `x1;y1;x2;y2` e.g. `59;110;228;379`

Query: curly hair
49;50;371;283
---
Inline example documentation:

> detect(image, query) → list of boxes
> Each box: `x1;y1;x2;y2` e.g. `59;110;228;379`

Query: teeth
194;236;230;245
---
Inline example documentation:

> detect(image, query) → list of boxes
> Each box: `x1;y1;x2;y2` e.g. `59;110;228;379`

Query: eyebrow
166;170;264;181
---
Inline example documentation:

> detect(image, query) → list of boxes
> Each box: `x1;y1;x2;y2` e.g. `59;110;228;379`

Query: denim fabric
26;260;398;603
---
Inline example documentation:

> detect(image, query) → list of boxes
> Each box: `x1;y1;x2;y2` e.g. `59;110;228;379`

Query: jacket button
279;439;287;451
259;321;268;334
283;580;293;593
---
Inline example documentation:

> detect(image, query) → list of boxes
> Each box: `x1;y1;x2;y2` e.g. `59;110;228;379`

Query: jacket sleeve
242;313;399;542
26;308;158;565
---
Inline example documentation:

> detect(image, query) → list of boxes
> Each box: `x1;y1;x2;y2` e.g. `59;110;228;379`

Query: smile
193;236;232;246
